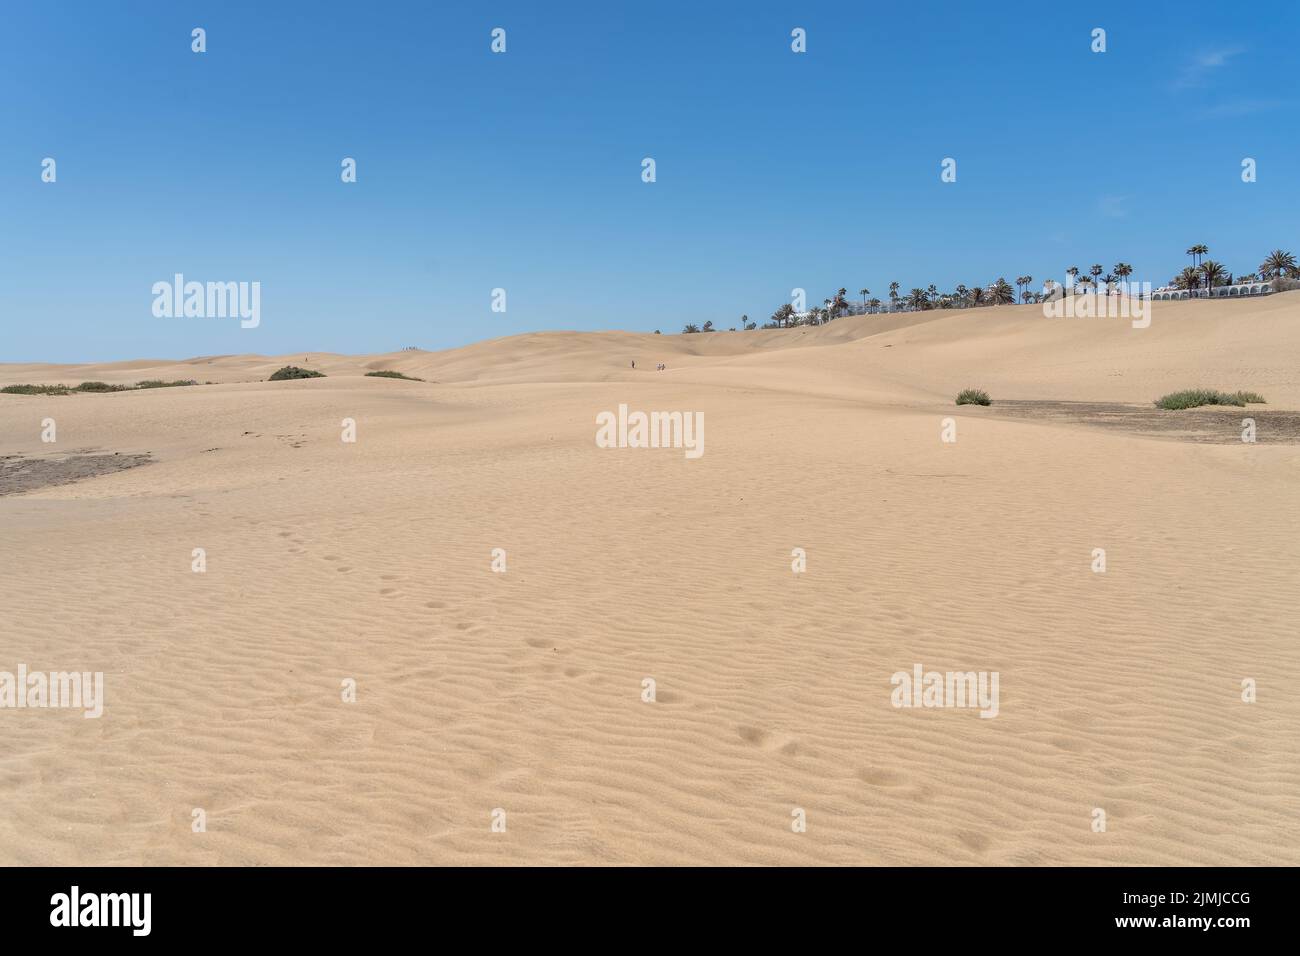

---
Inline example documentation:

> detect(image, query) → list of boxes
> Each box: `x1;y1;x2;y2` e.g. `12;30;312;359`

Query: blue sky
2;0;1297;362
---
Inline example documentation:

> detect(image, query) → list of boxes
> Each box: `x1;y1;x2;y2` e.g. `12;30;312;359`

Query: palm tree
968;285;985;307
1201;260;1227;296
1089;264;1104;289
1066;266;1080;290
955;283;968;307
1174;266;1201;292
927;284;938;305
1259;249;1296;279
860;288;869;309
990;278;1015;305
906;288;928;310
888;281;900;306
868;297;882;313
1112;262;1132;292
1190;244;1209;268
832;289;850;317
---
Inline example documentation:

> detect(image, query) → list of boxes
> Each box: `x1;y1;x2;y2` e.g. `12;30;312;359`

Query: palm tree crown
1201;260;1227;293
1174;266;1201;291
1259;249;1296;279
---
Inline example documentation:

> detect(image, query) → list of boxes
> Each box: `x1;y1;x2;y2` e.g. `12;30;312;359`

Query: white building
1149;281;1274;301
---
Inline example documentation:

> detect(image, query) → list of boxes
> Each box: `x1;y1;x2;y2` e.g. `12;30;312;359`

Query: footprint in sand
379;588;398;596
1048;736;1085;752
736;725;805;754
956;830;992;853
858;767;906;787
424;601;446;609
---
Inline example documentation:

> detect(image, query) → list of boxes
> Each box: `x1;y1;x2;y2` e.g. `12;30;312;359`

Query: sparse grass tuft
1155;388;1266;410
135;379;199;389
4;379;203;396
365;370;423;381
955;388;991;406
1;383;71;395
268;366;325;381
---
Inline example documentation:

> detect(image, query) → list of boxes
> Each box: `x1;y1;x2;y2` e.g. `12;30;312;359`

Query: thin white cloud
1197;98;1286;119
1097;196;1129;220
1172;46;1245;90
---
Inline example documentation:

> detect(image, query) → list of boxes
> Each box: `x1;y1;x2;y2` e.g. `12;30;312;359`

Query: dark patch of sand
971;400;1299;444
0;452;153;496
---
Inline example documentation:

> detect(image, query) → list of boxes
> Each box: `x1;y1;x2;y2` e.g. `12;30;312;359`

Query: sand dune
2;296;1298;865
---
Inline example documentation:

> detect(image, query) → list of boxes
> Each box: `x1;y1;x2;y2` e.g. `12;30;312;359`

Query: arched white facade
1150;282;1272;301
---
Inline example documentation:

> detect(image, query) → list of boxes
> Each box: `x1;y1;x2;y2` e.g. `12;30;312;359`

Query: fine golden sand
2;294;1298;865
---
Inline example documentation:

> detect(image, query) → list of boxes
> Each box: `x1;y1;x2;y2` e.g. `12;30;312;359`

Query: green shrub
135;379;198;389
268;366;325;381
3;379;203;395
955;388;991;406
1;383;71;395
1154;388;1265;410
364;370;422;381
